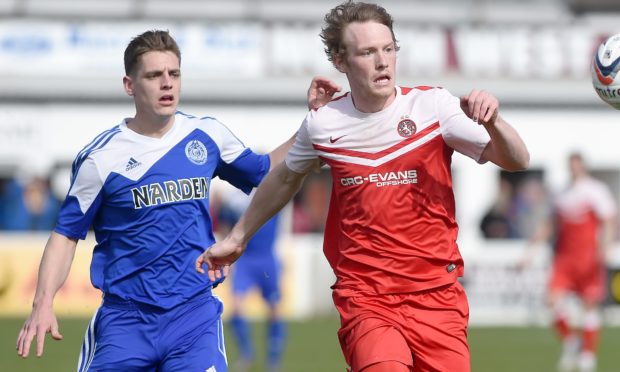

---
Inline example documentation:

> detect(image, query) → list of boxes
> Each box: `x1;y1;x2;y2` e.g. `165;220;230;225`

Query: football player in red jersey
198;2;529;371
521;153;616;372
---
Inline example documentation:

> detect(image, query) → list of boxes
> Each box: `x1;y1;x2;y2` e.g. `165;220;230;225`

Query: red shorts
549;261;606;302
334;282;470;372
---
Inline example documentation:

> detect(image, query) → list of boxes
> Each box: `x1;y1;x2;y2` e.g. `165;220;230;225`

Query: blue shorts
77;293;227;372
232;255;281;305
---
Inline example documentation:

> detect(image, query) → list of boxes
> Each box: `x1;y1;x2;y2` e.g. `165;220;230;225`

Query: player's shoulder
583;176;612;194
175;110;234;135
401;85;460;117
401;85;439;94
75;123;124;158
71;123;124;177
309;92;350;116
399;85;451;100
175;110;221;128
298;92;354;139
175;111;247;154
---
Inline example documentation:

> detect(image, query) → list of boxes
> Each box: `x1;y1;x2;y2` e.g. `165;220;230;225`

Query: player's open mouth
374;75;391;85
160;95;174;103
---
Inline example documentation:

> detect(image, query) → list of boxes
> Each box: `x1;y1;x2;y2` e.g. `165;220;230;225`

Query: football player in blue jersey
16;29;339;371
217;188;285;372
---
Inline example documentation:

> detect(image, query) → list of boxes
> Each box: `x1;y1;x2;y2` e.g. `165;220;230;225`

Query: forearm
231;163;305;245
32;232;78;308
599;217;616;252
482;115;530;171
268;133;297;170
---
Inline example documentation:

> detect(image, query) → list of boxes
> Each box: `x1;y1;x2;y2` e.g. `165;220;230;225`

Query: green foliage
2;317;620;372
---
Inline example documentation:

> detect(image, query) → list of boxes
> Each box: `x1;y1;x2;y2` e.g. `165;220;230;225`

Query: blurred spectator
480;171;549;239
0;175;60;230
480;177;519;238
511;175;550;239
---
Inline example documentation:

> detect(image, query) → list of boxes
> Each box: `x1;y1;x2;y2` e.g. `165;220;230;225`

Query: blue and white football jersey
55;111;270;310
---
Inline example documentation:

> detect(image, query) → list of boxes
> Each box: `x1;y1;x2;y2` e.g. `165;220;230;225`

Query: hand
16;304;63;358
307;76;341;110
195;238;245;282
460;90;499;127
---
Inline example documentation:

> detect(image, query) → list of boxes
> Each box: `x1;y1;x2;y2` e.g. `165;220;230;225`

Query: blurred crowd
0;175;61;231
479;171;550;240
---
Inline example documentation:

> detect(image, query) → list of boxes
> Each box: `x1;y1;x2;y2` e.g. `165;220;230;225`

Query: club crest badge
185;140;208;165
397;117;417;138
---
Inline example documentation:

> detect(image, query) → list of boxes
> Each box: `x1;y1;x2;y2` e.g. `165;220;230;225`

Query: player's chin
155;105;177;117
371;86;394;100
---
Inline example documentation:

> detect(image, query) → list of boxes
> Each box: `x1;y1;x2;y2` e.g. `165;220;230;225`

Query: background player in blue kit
15;29;338;371
217;188;286;372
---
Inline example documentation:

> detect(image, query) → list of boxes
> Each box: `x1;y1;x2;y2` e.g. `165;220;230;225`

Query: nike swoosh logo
329;135;346;143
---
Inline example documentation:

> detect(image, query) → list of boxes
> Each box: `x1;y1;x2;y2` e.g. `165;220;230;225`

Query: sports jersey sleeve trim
53;224;88;240
204;117;249;164
72;126;121;181
285;117;321;174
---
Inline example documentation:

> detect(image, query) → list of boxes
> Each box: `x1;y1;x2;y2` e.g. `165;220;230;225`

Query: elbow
518;149;531;170
504;151;530;172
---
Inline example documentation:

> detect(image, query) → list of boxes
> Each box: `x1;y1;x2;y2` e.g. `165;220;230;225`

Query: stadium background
1;0;620;371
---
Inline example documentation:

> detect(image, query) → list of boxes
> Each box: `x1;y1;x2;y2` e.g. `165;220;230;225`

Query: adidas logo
125;157;142;171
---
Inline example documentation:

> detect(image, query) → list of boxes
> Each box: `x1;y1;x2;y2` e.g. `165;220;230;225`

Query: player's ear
334;53;347;74
123;75;134;96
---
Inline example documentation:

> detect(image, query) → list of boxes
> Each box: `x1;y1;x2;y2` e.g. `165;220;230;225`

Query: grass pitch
2;316;620;371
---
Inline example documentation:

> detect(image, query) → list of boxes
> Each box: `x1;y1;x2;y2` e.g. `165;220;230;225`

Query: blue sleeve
215;149;270;194
54;192;103;239
54;156;104;240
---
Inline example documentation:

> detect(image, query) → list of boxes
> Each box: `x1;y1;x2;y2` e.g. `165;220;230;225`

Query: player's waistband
102;290;212;312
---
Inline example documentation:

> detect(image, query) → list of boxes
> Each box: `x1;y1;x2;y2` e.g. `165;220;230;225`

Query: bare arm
460;90;530;171
480;115;530;171
268;134;297;170
196;163;307;280
599;215;617;261
16;232;78;358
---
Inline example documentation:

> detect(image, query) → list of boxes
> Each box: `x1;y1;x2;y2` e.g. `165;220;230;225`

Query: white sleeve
591;181;617;219
211;119;248;164
436;88;491;162
284;116;321;174
69;157;104;214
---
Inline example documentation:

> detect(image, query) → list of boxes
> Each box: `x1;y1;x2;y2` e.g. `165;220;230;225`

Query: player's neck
350;89;396;113
127;114;175;139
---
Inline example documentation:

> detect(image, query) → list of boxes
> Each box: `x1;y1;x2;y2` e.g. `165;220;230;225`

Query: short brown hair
123;30;181;76
320;1;399;66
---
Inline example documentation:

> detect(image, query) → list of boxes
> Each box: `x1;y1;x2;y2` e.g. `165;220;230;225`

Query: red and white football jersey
553;176;616;267
286;86;490;296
